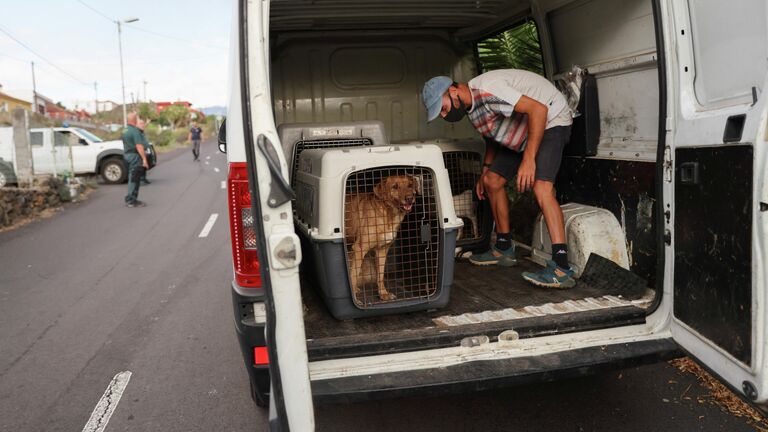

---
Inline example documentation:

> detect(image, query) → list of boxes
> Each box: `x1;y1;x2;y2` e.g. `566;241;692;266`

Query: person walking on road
188;121;203;161
422;69;575;288
122;112;150;207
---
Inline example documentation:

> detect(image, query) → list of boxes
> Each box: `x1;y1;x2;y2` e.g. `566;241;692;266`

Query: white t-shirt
468;69;573;129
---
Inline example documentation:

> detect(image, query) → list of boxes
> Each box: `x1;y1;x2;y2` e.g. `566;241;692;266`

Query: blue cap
422;76;453;122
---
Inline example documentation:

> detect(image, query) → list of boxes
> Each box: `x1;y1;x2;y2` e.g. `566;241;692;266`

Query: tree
158;104;188;129
137;102;158;122
476;21;544;75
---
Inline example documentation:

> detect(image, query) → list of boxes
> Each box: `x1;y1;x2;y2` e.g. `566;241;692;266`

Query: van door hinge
663;146;673;183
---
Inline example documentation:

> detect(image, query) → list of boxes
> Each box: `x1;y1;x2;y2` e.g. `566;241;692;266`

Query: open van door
238;0;315;429
664;0;768;413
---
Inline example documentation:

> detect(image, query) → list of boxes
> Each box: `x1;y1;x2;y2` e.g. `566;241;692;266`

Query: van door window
53;131;75;147
30;131;43;147
475;20;544;75
687;0;767;107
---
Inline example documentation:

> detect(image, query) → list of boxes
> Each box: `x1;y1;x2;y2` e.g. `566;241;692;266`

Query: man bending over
422;69;575;288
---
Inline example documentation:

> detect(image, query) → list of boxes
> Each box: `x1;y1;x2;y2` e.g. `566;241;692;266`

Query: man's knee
533;180;555;201
483;171;507;192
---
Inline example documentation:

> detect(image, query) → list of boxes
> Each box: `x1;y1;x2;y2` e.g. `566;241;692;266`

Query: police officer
122;112;150;207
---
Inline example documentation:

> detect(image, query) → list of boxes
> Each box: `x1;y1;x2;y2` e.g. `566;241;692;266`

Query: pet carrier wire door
294;145;463;320
426;139;493;250
344;166;440;308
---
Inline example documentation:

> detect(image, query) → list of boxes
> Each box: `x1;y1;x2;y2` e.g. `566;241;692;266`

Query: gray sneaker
468;244;518;267
126;200;146;208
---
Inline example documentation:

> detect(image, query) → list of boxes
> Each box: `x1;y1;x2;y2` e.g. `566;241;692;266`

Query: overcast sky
0;0;232;110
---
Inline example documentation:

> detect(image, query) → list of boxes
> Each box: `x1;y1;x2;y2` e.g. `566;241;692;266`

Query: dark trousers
124;153;145;204
192;139;201;159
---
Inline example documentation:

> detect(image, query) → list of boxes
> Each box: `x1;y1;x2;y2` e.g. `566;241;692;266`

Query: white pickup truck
0;126;127;187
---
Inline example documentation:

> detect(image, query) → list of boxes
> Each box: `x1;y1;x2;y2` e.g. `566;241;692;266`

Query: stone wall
0;178;65;228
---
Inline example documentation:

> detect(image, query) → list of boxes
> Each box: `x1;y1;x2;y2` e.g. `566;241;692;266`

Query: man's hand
476;166;489;200
516;158;535;192
142;159;149;169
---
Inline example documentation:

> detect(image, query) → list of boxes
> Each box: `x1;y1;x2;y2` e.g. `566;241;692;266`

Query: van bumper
311;338;682;404
230;282;270;403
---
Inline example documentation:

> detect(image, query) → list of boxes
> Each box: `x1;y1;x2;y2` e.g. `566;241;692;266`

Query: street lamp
117;16;139;127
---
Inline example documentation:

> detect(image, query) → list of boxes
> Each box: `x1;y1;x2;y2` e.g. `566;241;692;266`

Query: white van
222;0;768;428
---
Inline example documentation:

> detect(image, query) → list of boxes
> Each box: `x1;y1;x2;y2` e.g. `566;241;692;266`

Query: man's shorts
488;125;571;183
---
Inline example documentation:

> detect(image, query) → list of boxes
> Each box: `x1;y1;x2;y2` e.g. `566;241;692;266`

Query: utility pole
30;61;38;114
118;20;127;126
142;79;148;102
93;82;98;114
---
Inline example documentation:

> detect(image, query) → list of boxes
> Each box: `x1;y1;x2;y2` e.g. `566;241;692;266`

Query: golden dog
345;175;420;302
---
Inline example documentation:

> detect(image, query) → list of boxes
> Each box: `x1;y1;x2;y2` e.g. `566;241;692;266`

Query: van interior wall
270;0;661;287
270;33;479;142
531;0;660;286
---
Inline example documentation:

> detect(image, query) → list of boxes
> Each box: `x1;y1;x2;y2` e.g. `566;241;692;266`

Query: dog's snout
405;195;414;204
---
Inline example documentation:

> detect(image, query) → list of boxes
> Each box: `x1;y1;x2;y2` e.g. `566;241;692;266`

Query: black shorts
488;125;571;183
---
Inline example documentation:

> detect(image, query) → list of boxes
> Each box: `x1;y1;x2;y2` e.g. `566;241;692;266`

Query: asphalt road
0;138;763;431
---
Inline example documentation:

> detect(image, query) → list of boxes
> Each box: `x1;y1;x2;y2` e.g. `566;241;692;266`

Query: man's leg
533;180;565;245
125;156;138;204
469;149;518;266
522;126;575;288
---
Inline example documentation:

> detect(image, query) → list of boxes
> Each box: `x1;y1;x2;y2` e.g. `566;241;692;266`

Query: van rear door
665;0;768;412
238;0;315;429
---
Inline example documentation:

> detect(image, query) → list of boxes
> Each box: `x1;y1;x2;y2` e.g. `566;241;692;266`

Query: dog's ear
373;178;388;199
409;175;423;195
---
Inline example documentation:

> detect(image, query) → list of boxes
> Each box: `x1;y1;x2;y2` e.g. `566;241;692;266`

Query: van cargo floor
302;254;654;361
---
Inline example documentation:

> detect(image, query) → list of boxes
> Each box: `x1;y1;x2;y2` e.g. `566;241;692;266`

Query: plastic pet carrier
276;121;387;189
408;139;493;251
294;145;463;320
531;203;629;277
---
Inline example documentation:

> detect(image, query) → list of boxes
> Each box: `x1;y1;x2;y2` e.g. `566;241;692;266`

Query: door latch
663;146;673;183
760;202;768;212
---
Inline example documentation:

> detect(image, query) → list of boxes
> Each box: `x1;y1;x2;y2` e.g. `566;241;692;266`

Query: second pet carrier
276;121;387;189
408;138;493;252
294;145;464;320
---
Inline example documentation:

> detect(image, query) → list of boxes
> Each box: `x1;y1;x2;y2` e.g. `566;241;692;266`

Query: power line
74;0;226;51
75;0;115;22
124;24;227;51
0;25;90;86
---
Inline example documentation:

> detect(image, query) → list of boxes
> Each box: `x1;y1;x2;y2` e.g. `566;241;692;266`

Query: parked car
223;0;768;428
0;126;127;184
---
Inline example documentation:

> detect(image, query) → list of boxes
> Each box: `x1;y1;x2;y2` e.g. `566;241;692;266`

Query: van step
311;338;681;404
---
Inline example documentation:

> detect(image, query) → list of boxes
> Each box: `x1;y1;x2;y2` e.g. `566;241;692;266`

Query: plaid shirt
466;90;528;152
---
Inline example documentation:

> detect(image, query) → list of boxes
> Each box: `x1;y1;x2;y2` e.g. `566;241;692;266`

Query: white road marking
213;167;220;173
198;213;219;238
220;181;226;189
82;371;132;432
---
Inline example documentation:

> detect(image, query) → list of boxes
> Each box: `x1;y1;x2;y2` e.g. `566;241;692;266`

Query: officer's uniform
122;125;147;205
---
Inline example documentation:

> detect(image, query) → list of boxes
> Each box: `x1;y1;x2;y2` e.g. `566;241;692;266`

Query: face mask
443;93;466;123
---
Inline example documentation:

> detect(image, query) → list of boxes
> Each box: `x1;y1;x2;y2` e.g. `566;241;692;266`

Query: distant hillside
201;106;226;116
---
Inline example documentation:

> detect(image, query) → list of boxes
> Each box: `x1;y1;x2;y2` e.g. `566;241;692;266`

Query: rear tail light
228;162;262;288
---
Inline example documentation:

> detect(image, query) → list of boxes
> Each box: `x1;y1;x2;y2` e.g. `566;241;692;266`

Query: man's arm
513;95;548;192
136;143;149;168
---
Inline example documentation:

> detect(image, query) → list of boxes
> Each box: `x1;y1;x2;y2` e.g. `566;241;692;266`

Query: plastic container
294;144;463;319
530;202;630;277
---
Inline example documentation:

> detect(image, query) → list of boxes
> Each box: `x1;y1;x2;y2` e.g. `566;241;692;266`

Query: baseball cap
422;76;453;122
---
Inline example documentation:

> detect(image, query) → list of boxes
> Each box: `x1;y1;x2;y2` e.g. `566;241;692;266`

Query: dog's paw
379;291;397;301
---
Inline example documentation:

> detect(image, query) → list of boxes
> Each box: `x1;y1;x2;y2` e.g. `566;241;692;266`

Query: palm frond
477;21;544;75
